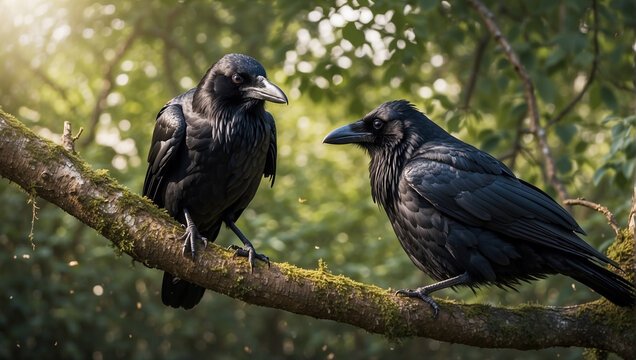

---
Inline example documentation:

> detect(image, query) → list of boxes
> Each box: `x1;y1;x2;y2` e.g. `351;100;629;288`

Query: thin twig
564;198;621;235
72;127;84;142
27;195;39;250
461;33;490;110
546;0;599;128
80;19;142;147
467;0;569;202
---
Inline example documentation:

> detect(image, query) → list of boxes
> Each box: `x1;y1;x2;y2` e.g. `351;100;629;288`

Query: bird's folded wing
142;104;186;204
263;112;277;186
403;155;616;267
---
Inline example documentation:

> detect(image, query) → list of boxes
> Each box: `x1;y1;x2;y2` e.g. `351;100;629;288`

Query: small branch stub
61;121;83;154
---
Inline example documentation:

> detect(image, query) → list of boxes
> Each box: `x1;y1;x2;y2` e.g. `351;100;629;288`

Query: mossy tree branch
0;111;634;358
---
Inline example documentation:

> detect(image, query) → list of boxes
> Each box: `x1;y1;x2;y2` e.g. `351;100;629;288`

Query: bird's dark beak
243;76;288;104
323;121;372;144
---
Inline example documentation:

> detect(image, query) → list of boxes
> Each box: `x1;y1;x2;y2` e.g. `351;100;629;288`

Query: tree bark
0;111;634;358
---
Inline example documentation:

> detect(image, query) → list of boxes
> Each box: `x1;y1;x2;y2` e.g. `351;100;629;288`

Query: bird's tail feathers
161;272;206;309
565;259;635;307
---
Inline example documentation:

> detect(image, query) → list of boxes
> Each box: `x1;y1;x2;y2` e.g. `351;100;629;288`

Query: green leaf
609;136;625;155
535;75;556;103
611;122;625;137
573;50;594;67
433;94;453;110
480;134;501;153
510;103;528;119
496;76;509;91
601;115;621;124
556;155;573;173
622;158;635;178
593;165;608;185
565;0;587;12
445;111;461;133
553;31;588;53
574;140;588;153
496;58;509;70
545;47;566;68
519;47;536;71
600;86;618;110
555;123;577;145
419;0;439;12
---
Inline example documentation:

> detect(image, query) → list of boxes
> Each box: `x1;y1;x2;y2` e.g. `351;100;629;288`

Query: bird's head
194;53;287;112
323;100;433;153
324;100;448;205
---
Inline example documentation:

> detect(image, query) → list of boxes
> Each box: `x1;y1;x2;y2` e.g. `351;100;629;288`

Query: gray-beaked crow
324;100;635;316
143;53;287;309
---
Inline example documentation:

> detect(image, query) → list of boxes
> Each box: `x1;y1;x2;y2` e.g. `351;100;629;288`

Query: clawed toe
395;288;439;318
229;244;270;272
180;225;207;260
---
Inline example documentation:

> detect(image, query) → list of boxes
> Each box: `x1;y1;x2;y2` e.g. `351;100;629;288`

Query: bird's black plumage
324;100;635;315
143;53;287;309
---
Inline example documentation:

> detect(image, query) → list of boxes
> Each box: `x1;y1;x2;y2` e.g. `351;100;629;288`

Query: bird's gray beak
323;121;372;144
244;75;288;104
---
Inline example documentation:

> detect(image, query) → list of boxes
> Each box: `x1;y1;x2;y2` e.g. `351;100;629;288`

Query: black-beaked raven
324;100;635;316
143;53;287;309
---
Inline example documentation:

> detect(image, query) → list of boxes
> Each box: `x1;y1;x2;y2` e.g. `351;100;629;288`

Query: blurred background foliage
0;0;634;358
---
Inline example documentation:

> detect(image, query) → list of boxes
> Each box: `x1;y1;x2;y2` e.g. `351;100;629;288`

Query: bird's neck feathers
368;139;412;208
367;116;448;208
192;67;216;116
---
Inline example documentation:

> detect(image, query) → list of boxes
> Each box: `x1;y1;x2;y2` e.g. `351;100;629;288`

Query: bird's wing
403;145;614;266
263;112;277;186
142;104;186;205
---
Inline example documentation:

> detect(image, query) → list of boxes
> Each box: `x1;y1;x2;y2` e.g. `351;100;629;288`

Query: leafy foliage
0;0;634;358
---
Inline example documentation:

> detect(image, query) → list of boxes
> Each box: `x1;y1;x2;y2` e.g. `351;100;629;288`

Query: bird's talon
256;253;270;267
395;289;409;296
231;244;269;271
396;288;439;318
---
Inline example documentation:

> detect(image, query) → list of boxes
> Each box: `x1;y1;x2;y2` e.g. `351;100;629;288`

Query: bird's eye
232;74;244;84
373;119;384;130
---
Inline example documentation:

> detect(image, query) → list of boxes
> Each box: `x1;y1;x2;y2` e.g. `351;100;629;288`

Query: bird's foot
227;244;270;273
180;223;208;260
395;288;439;318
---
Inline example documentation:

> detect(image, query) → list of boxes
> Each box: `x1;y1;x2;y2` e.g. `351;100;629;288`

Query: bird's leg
179;208;208;260
225;219;270;273
395;272;471;317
